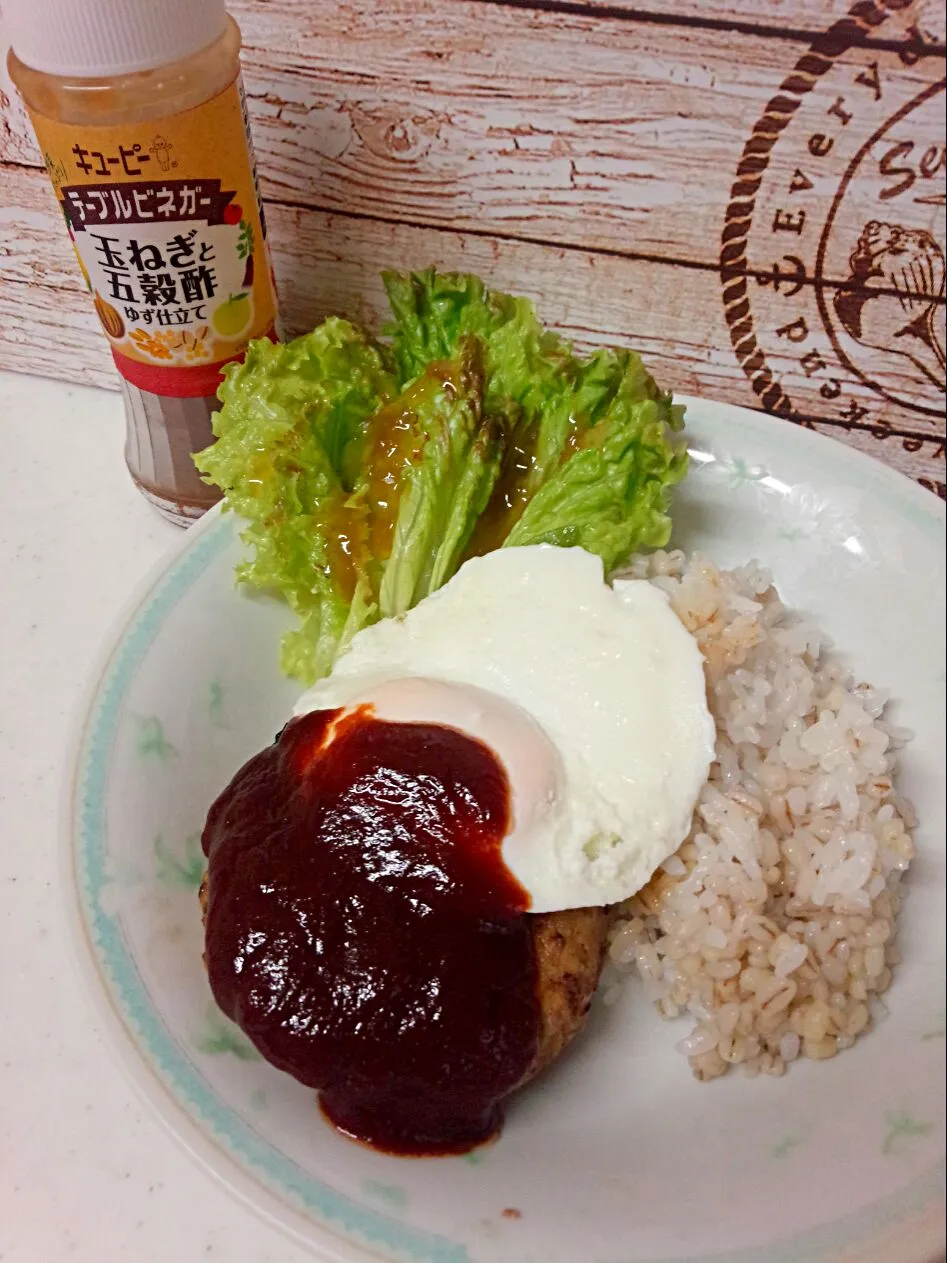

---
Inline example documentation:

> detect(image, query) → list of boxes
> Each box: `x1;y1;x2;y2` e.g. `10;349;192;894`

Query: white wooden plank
1;164;942;484
554;0;945;42
4;269;939;495
2;0;941;270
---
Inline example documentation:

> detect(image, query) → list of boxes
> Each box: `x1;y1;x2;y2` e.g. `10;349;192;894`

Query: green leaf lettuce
384;267;686;561
196;319;502;682
197;269;688;684
194;319;398;682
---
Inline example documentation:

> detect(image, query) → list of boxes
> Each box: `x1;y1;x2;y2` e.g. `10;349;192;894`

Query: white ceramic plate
65;398;946;1263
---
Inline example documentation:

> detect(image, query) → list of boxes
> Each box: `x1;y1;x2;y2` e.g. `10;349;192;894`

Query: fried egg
295;545;715;912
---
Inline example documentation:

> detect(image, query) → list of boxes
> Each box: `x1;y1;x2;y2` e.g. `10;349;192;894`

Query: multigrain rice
606;551;915;1080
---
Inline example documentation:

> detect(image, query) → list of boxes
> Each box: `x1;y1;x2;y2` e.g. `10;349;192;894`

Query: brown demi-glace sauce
201;706;540;1155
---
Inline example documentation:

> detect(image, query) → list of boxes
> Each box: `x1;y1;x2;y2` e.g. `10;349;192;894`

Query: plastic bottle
6;0;279;524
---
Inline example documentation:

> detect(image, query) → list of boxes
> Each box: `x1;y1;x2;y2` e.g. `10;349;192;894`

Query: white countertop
0;371;315;1263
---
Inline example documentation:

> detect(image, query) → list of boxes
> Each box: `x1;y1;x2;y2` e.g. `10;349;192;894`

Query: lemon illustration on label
212;292;253;340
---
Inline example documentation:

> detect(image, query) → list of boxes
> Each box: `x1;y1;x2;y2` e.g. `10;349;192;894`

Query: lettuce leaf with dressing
197;269;687;683
378;337;504;618
196;320;502;681
383;268;686;559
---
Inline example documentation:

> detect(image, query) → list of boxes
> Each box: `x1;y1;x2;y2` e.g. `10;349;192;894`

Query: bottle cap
2;0;228;78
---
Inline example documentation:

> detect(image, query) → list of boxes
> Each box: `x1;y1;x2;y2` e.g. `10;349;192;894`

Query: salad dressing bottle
6;0;279;524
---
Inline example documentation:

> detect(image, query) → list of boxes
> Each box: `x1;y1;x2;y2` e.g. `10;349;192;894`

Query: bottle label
27;78;279;397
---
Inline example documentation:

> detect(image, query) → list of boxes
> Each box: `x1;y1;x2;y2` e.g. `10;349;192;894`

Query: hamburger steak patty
199;872;609;1085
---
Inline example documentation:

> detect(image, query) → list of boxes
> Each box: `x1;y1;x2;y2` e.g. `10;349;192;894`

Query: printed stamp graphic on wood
2;0;944;493
721;0;945;438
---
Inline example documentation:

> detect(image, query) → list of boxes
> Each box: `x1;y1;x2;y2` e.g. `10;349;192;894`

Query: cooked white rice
606;550;916;1080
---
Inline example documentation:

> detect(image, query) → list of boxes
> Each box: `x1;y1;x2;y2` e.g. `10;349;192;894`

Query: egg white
296;546;715;912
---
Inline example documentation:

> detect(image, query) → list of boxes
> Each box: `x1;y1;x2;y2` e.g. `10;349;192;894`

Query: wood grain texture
2;0;942;267
2;163;942;493
0;0;943;493
494;0;946;44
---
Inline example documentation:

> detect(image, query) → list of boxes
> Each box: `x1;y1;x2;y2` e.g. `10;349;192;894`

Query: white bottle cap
2;0;228;78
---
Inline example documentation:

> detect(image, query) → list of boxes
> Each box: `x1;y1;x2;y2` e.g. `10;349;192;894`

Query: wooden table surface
1;0;944;495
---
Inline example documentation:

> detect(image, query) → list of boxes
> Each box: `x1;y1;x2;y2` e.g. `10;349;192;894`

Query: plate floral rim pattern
66;399;946;1263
